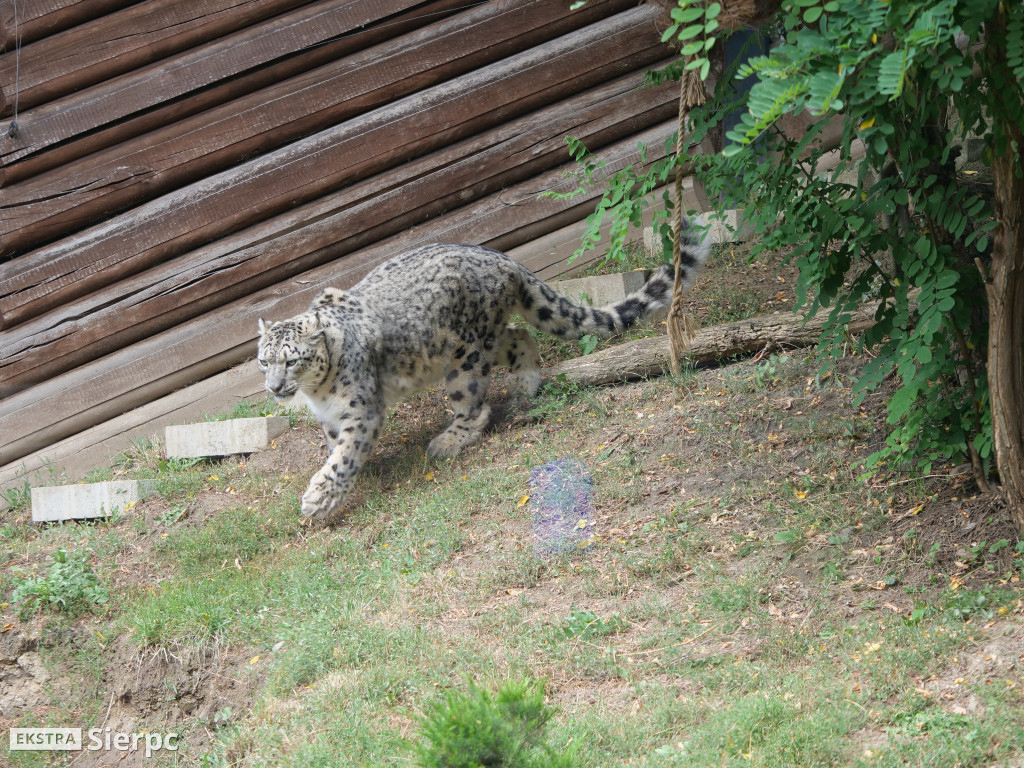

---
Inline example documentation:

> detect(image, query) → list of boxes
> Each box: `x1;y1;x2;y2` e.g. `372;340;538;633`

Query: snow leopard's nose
265;372;286;394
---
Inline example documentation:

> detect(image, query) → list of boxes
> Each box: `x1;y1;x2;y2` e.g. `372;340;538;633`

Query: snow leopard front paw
300;469;343;519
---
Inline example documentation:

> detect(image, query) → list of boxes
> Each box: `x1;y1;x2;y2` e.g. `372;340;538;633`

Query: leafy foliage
567;0;1024;475
542;137;679;267
550;608;626;642
11;547;109;618
2;481;31;513
411;678;577;768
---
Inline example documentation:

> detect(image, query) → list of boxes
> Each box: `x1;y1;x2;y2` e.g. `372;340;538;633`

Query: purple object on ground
529;458;594;556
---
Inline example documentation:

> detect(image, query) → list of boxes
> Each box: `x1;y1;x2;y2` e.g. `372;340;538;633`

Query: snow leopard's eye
285;359;298;368
257;358;268;369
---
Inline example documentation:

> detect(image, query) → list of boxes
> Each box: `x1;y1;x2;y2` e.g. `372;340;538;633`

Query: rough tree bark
984;5;1024;533
546;303;878;386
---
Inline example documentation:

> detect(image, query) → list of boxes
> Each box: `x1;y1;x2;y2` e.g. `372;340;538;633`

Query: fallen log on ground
545;302;879;386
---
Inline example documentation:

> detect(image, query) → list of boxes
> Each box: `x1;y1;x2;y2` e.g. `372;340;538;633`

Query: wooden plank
0;0;425;166
0;0;137;48
0;4;668;325
0;122;677;467
0;0;630;254
0;68;678;389
0;0;309;116
0;0;473;184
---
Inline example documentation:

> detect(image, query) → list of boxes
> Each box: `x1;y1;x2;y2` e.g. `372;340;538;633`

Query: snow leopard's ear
258;318;268;336
299;313;323;338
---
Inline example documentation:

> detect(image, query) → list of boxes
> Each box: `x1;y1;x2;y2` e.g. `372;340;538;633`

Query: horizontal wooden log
546;303;881;386
0;123;677;466
0;0;137;48
0;69;679;390
0;0;424;167
1;0;629;254
0;0;308;116
0;4;669;326
0;0;473;184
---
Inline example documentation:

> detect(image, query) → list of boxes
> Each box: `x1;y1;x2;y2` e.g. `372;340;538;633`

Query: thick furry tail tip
674;214;712;290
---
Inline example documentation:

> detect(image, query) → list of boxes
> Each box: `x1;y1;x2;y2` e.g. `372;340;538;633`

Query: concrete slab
644;209;759;249
165;416;289;459
31;480;156;523
701;209;759;243
552;269;651;307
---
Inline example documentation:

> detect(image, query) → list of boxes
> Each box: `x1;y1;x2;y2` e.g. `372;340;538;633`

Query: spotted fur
257;217;709;519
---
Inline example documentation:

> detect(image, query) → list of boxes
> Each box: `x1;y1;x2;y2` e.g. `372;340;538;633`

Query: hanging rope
666;62;708;375
6;0;22;138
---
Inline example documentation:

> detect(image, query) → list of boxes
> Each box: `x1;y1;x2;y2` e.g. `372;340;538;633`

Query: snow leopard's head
257;313;329;401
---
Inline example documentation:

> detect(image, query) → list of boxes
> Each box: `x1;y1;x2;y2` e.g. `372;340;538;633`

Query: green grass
3;356;1023;768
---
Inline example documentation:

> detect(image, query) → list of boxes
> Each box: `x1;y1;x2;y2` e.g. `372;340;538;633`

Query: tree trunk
985;8;1024;533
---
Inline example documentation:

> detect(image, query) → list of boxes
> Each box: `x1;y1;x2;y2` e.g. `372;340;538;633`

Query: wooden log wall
0;0;680;479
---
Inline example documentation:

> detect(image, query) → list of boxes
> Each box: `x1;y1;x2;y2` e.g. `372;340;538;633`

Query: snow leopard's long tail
515;214;710;340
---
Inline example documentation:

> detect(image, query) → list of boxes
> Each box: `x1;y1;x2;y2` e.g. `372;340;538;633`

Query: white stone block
164;416;289;459
698;210;758;244
552;270;651;307
31;480;155;523
643;209;757;248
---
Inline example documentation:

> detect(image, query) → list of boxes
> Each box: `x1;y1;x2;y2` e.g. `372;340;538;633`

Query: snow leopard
257;217;710;519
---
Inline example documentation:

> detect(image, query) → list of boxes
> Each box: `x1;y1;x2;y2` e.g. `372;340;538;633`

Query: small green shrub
551;608;626;643
411;678;577;768
2;482;31;514
529;374;585;421
11;548;108;618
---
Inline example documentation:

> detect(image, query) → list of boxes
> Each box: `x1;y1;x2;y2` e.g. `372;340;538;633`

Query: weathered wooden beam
0;4;668;326
0;0;472;184
0;0;309;116
0;0;424;167
0;0;137;48
0;0;631;254
0;69;678;390
0;122;677;467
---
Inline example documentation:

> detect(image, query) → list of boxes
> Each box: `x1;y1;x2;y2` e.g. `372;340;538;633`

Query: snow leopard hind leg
497;325;541;396
428;342;495;458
